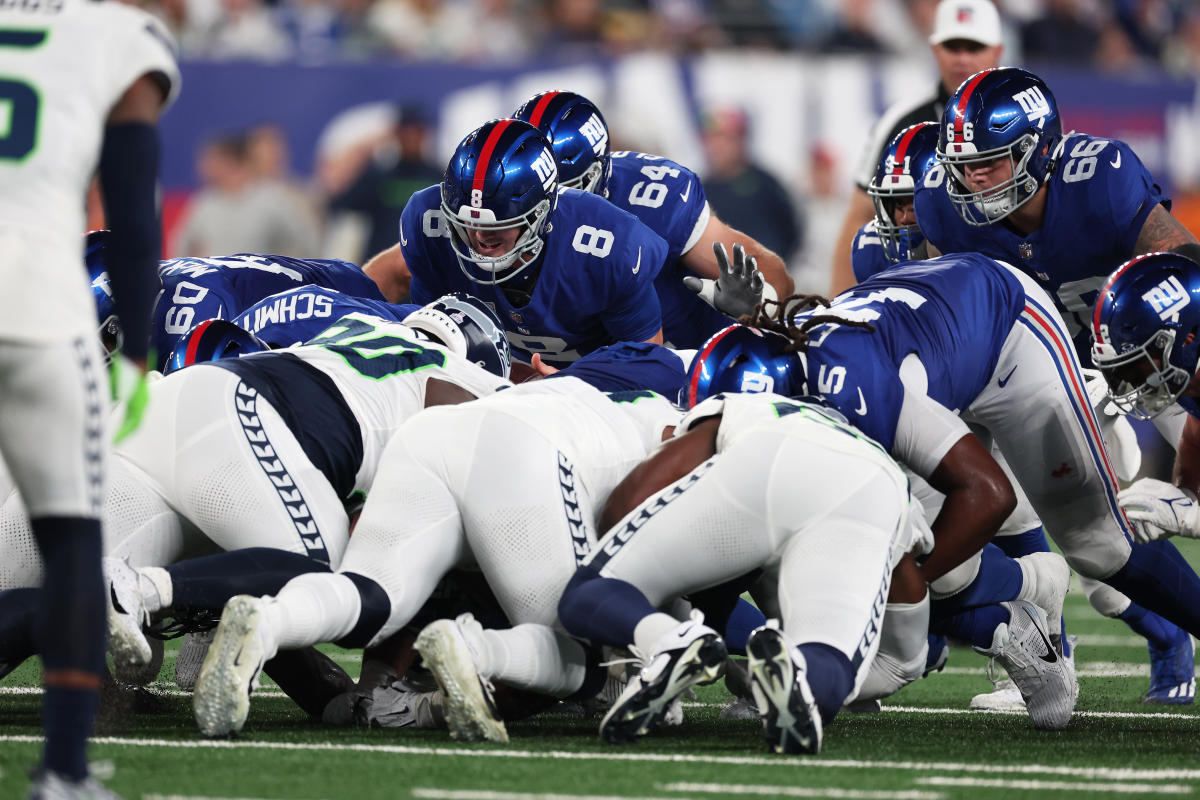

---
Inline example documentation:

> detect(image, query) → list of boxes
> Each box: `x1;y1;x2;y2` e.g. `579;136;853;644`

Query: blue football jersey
403;185;669;367
607;150;730;349
915;133;1167;359
234;286;419;348
851;221;893;284
152;254;383;369
550;341;687;398
793;254;1025;452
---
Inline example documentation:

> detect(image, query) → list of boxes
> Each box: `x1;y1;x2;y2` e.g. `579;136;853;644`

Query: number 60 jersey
0;1;179;341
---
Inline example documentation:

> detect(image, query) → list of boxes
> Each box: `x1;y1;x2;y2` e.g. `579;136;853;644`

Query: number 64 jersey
0;1;179;342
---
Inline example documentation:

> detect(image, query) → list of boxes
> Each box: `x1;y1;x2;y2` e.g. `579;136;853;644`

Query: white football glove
682;242;775;320
1118;478;1200;543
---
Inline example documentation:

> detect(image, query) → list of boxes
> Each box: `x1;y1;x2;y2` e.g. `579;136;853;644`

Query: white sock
476;624;587;698
263;572;363;654
138;566;173;614
632;612;681;657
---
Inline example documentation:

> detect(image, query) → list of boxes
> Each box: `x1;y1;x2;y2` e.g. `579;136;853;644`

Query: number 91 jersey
915;133;1166;359
404;185;669;367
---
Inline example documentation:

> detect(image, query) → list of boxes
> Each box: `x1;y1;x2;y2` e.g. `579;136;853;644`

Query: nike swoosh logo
400;229;408;247
233;646;245;667
1023;607;1059;664
1110;151;1121;169
632;247;642;275
998;365;1018;388
854;387;868;416
679;183;692;203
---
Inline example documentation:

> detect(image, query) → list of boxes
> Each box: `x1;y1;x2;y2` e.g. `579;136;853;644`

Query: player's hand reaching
684;242;768;321
110;354;151;444
1118;478;1200;543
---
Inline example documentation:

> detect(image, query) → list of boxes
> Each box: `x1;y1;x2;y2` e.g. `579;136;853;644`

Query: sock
796;642;854;724
264;572;363;654
935;544;1023;611
165;547;328;616
478;624;588;697
724;598;767;656
933;604;1011;650
993;526;1051;558
1105;540;1200;638
262;646;354;718
1118;603;1188;650
32;516;105;781
0;588;39;674
558;567;660;647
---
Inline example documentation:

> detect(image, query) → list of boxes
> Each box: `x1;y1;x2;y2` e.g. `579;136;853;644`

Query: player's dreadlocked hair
744;293;876;354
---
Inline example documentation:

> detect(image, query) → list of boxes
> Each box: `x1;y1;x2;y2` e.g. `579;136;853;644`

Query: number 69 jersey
404;184;670;367
0;1;179;342
915;133;1166;359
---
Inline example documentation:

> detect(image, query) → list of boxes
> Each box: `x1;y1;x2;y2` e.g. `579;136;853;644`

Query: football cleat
27;770;121;800
104;557;153;675
1144;633;1196;705
976;600;1077;729
600;612;727;744
414;614;508;742
746;621;823;754
174;629;215;691
193;595;272;737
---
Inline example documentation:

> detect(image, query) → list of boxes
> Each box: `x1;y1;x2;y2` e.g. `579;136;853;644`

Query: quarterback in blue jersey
234;286;419;348
686;255;1200;665
513;91;793;348
915;67;1200;360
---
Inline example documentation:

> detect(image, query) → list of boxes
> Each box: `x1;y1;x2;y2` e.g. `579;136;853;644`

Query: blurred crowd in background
137;0;1200;74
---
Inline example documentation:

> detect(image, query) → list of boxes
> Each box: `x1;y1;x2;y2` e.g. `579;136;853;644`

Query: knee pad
1079;574;1132;618
929;550;982;600
1062;536;1130;581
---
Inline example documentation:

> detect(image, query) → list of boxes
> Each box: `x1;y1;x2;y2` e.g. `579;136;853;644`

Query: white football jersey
0;0;179;340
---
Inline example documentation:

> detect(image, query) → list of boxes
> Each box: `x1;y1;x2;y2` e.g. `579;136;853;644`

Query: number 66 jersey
0;0;179;342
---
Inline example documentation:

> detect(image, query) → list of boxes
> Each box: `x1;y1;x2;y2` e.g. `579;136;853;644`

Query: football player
232;285;421;349
363;118;671;372
513;90;793;347
915;67;1199;703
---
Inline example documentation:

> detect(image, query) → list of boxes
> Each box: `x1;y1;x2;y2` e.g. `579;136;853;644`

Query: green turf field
3;544;1200;800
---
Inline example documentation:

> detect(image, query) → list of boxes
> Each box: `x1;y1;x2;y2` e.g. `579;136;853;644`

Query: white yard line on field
660;782;942;799
915;777;1191;794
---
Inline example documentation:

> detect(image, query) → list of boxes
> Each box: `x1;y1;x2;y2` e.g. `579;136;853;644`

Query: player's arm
363;242;411;303
684;214;794;300
598;416;718;532
830;189;876;294
1133;204;1200;263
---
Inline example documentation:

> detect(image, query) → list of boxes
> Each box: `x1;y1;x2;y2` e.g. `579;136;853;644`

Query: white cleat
976;600;1077;730
414;614;508;743
1016;551;1070;638
104;557;152;676
746;620;823;754
192;595;271;737
27;770;121;800
174;629;215;691
969;678;1026;712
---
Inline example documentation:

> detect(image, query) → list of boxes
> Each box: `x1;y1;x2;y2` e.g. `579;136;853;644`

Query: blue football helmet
85;230;123;362
682;324;805;408
403;292;512;380
868;122;940;263
440;119;558;285
163;319;270;375
937;67;1062;226
513;90;611;195
1091;252;1200;419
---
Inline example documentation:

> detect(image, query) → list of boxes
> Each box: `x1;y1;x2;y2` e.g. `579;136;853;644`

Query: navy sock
934;544;1023;613
167;547;329;615
796;642;853;724
933;604;1010;650
724;598;767;656
32;516;105;781
0;587;40;673
1106;539;1200;638
993;527;1051;558
336;572;391;649
558;567;658;647
1118;602;1187;650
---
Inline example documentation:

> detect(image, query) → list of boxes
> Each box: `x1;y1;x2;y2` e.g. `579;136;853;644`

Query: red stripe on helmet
472;119;513;199
1092;252;1163;343
891;125;923;175
952;70;992;141
687;324;743;408
185;319;217;366
527;92;559;129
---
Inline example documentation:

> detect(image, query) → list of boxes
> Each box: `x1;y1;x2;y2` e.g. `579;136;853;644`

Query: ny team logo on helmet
163;319;270;375
440;119;558;285
513;90;611;195
1091;252;1200;419
403;292;513;380
869;123;940;263
684;324;806;408
84;229;123;362
937;67;1062;226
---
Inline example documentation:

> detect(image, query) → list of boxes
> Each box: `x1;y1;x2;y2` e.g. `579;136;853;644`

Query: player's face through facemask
1101;346;1187;419
464;223;523;261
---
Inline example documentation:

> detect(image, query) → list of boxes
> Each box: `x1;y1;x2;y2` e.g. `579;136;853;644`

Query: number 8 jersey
914;133;1166;360
0;1;179;340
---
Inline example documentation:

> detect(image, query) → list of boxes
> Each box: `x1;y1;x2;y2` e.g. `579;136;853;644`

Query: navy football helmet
403;292;512;380
1091;252;1200;420
938;67;1062;226
85;230;123;362
513;90;611;195
440;119;558;285
163;319;270;375
682;324;806;408
868;122;940;263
